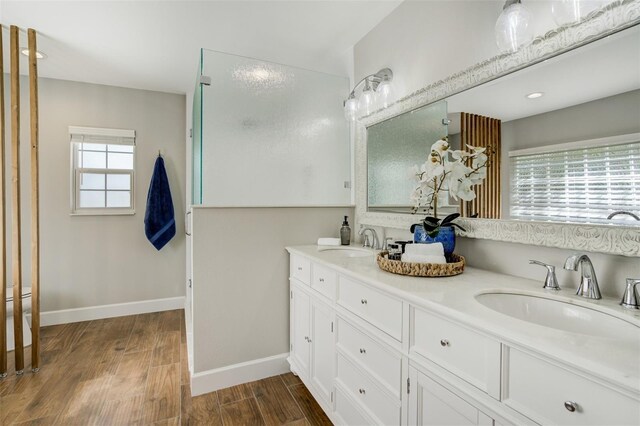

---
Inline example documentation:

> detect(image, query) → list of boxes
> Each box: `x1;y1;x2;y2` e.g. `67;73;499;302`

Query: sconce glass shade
376;80;393;109
344;97;358;121
358;87;375;117
551;0;606;26
495;1;533;53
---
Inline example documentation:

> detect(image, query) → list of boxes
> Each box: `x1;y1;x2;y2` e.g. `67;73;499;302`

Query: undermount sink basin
475;292;640;341
317;246;374;258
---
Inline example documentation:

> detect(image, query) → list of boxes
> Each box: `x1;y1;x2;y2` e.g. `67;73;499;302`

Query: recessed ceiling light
20;48;46;60
526;92;544;99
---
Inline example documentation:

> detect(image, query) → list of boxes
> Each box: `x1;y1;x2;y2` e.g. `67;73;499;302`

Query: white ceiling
0;0;402;94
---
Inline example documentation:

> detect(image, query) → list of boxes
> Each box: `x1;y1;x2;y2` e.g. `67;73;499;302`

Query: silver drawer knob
361;299;368;305
319;278;325;282
358;388;366;395
564;401;578;412
359;348;366;354
440;339;450;347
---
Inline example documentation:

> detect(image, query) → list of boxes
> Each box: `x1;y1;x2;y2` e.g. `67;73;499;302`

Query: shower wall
193;49;351;206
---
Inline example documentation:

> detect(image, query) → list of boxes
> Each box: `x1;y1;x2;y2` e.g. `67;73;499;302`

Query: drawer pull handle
359;348;366;354
297;267;303;271
358;388;366;395
564;401;578;412
319;278;325;283
440;339;450;347
361;299;368;305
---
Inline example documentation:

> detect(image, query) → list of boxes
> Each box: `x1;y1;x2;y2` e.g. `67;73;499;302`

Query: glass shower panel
199;49;350;206
192;56;203;205
367;100;448;211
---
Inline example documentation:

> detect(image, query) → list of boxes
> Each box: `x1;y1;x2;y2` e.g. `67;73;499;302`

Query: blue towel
145;156;176;250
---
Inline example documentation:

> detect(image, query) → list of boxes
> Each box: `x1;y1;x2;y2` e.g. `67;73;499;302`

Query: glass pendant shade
376;80;393;109
495;1;534;53
344;97;358;121
358;88;375;117
551;0;606;26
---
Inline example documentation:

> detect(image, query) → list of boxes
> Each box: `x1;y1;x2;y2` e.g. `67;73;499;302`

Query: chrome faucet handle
383;237;394;251
564;254;602;300
362;234;371;248
529;260;560;290
620;279;640;309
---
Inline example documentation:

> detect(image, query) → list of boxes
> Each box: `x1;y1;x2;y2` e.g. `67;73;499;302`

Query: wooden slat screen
459;112;502;219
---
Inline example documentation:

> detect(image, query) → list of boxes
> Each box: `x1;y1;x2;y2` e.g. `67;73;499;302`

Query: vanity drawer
311;263;337;301
338;275;403;341
290;254;311;285
336;352;401;426
411;308;501;399
336;317;402;397
504;348;640;425
334;386;375;426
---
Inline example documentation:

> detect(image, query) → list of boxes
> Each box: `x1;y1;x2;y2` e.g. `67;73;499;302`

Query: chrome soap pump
340;216;351;246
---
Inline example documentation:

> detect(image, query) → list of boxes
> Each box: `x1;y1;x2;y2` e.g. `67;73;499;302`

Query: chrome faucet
620;279;640;309
529;260;560;290
607;211;640;221
563;254;602;300
359;227;380;250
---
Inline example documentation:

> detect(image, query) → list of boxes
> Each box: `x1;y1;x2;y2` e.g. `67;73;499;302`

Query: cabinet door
291;286;311;379
310;299;335;404
409;367;494;426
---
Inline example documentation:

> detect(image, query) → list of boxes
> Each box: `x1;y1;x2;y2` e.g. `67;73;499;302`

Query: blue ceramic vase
413;225;456;257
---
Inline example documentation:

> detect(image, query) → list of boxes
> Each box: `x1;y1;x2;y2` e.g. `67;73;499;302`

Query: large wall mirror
357;3;640;256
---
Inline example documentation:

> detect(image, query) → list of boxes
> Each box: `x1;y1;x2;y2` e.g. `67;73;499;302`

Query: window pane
79;173;105;190
108;153;134;170
108;144;134;153
79;151;106;169
107;191;131;208
80;143;106;152
79;190;105;208
107;174;131;190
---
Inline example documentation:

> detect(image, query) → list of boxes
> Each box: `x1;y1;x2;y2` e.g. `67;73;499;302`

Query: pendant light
343;68;393;122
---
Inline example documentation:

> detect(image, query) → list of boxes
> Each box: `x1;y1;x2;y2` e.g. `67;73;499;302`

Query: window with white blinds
69;126;136;215
510;134;640;225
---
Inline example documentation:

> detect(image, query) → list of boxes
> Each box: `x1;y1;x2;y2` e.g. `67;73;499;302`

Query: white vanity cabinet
287;248;640;426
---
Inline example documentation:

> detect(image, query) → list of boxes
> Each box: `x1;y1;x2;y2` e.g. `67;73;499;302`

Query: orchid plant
410;137;489;236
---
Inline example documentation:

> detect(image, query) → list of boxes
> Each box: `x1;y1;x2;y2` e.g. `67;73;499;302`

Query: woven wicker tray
376;251;465;277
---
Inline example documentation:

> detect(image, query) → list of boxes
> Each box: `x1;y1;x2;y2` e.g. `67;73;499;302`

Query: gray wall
353;1;639;299
501;89;640;217
3;76;186;312
191;206;353;373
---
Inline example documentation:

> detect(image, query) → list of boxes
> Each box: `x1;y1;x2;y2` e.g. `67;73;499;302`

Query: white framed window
510;133;640;225
69;126;136;215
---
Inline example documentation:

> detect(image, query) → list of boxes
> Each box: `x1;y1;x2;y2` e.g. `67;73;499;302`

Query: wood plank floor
0;310;331;425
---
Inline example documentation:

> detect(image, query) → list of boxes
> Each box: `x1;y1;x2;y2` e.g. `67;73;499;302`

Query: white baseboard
34;296;185;326
191;352;290;396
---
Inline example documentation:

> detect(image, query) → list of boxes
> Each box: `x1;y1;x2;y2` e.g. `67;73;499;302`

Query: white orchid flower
431;139;450;154
455;178;477;201
466;144;486;153
451;150;471;161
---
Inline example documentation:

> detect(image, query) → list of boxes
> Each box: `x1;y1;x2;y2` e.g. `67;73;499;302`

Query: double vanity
286;246;640;425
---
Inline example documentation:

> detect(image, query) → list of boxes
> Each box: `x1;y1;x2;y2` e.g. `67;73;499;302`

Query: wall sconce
495;0;533;53
344;68;393;122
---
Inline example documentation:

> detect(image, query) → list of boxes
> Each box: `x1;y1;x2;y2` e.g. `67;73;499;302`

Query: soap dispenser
340;216;351;246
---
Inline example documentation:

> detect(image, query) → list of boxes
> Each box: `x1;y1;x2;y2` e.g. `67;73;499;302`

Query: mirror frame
355;0;640;257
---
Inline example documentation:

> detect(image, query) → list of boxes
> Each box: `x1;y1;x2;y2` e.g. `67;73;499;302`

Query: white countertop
287;245;640;395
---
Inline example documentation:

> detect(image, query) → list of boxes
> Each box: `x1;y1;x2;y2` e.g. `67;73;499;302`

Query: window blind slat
510;140;640;224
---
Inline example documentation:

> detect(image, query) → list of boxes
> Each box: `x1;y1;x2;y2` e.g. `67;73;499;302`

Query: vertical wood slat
28;28;40;370
459;112;502;219
0;25;7;376
10;24;24;372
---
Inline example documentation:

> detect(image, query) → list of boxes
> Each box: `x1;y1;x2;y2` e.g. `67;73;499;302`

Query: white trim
509;132;640;157
190;353;290;396
34;296;185;326
68;126;135;140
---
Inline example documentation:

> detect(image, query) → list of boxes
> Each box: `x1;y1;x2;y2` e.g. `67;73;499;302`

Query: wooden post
28;28;40;371
0;25;7;377
10;25;24;373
